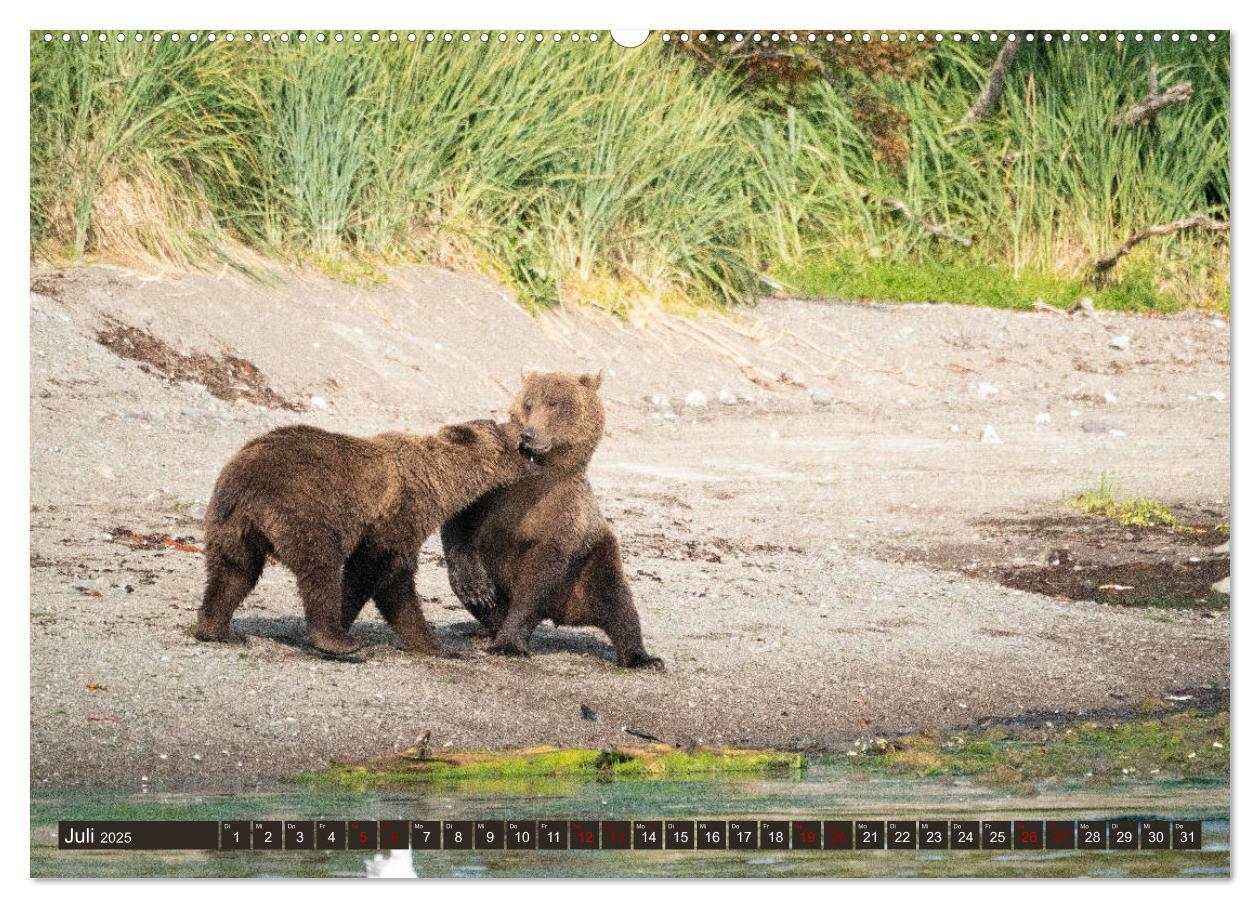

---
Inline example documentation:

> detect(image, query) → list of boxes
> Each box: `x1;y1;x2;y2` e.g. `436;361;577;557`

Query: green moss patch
847;711;1229;785
297;744;804;788
774;256;1205;313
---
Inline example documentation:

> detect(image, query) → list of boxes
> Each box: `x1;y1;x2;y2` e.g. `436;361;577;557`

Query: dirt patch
107;526;203;554
906;512;1229;609
96;319;301;411
998;558;1229;609
30;272;68;301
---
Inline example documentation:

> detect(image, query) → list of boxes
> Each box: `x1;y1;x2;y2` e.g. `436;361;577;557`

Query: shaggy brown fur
441;372;663;669
194;420;534;656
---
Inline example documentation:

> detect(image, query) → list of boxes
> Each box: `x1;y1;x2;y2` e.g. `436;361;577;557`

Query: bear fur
441;371;663;669
194;419;534;656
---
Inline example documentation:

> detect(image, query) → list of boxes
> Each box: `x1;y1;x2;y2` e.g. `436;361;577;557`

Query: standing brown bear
441;371;663;669
194;419;534;656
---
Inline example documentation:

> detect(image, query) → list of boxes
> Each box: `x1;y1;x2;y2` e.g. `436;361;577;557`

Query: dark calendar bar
56;819;1203;851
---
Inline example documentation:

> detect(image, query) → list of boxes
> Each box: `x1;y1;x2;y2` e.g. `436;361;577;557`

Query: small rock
684;390;708;408
769;429;781;440
976;382;999;401
1035;412;1051;425
1211;576;1230;595
949;424;960;433
1069;297;1098;317
1109;334;1131;351
980;425;1002;445
1108;428;1127;438
1208;390;1226;402
94;464;115;480
808;387;834;406
1210;319;1227;328
1103;390;1118;404
717;387;737;405
1080;419;1116;435
1212;541;1229;555
309;395;329;410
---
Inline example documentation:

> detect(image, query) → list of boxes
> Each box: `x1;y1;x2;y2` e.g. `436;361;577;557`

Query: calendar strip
57;819;1203;851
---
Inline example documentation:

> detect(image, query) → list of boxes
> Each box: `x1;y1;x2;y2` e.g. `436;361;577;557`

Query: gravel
30;265;1230;789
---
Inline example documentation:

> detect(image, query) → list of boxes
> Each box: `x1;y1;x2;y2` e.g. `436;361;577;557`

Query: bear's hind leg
298;565;364;656
584;535;663;670
375;569;457;657
194;542;267;643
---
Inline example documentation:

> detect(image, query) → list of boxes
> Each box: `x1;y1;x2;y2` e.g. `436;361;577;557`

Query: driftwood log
957;40;1021;129
1114;66;1194;127
1091;216;1229;282
879;198;972;246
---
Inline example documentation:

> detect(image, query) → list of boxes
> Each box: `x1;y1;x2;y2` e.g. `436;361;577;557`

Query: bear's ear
579;370;604;390
442;424;480;446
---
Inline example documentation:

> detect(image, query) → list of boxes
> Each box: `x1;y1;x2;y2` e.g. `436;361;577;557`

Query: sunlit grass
30;32;1230;311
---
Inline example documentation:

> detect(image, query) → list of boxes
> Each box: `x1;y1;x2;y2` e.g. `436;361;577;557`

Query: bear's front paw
192;623;245;645
620;652;665;671
307;629;366;657
486;640;530;658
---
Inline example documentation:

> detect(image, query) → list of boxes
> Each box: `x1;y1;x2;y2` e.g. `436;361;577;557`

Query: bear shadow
448;620;619;662
228;617;617;663
230;615;464;654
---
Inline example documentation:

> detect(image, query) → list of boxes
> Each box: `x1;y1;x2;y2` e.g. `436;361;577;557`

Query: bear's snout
518;427;553;461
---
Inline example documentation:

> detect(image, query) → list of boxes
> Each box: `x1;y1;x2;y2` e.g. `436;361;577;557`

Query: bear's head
509;371;605;473
438;419;537;474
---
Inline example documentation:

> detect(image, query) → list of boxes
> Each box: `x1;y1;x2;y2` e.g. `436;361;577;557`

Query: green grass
296;745;804;788
1068;475;1185;529
849;711;1229;784
776;254;1185;311
30;32;1230;311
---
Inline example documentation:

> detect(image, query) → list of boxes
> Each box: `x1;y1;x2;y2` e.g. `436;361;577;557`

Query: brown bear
194;419;535;656
440;371;663;669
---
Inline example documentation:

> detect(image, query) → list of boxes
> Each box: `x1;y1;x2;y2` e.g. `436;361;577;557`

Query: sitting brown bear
194;420;534;656
441;371;663;669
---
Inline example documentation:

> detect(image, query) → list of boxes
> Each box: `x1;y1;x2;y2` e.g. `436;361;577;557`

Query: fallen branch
1091;215;1229;282
880;198;972;246
1114;67;1193;127
957;40;1021;129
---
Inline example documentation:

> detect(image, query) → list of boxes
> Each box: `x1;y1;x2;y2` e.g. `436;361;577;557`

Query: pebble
1035;413;1051;425
94;464;115;480
717;387;737;405
309;396;329;410
808;387;833;405
980;425;1002;445
684;390;708;408
1211;576;1230;595
1103;390;1118;404
1109;334;1131;351
976;382;999;401
1208;390;1226;401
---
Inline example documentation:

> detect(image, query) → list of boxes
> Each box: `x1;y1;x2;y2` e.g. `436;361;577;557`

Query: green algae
846;711;1229;785
296;745;805;788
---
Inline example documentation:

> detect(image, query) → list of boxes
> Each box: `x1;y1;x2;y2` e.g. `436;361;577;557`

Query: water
31;769;1229;878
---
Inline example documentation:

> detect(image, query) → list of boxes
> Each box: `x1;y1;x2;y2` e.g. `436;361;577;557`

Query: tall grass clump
29;34;247;263
30;32;1229;311
766;37;1229;308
